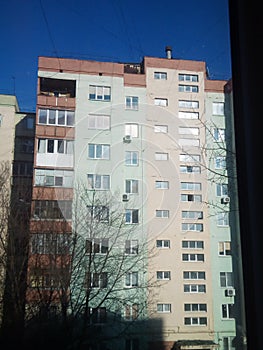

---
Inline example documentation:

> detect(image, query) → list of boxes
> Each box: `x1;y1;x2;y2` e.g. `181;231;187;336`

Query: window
35;169;74;187
179;73;198;82
89;85;111;101
213;102;224;115
38;139;74;154
222;336;235;350
215;156;226;169
38;108;74;126
155;181;169;189
216;183;228;196
125;123;138;137
86;272;108;288
154;125;168;133
220;272;234;287
17;138;34;153
179;85;199;93
125;96;139;110
87;114;110;129
156;239;170;248
157;303;171;313
184;284;206;293
180;154;200;162
125;151;139;166
182;254;204;262
155;152;168;160
181;182;201;191
13;162;33;176
88;144;110;159
182;223;203;232
222;304;234;319
183;271;206;280
87;206;109;222
30;233;70;254
89;307;107;323
179;127;199;135
125;240;138;254
154;98;168;107
33;200;72;220
179;100;199;109
178;111;199;119
181;194;202;202
29;268;64;289
218;241;231;256
124;304;139;321
184;303;207;311
156;210;169;218
154;72;167;80
213;128;225;142
182;241;204;249
179;138;200;147
125;179;139;194
180;165;201;173
87;174;110;190
125;209;139;224
157;271;171;280
86;238;109;254
182;211;203;219
125;272;138;287
184;317;207;325
217;212;229;226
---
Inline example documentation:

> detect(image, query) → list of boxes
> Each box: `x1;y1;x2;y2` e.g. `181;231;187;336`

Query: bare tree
23;183;157;349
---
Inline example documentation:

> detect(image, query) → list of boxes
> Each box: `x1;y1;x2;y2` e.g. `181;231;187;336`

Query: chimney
165;46;172;59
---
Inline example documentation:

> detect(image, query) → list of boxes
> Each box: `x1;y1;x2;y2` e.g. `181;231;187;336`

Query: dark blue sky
0;0;231;112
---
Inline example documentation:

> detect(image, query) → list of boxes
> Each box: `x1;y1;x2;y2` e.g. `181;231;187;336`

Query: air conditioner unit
123;135;132;143
225;288;236;297
221;196;230;204
122;194;129;202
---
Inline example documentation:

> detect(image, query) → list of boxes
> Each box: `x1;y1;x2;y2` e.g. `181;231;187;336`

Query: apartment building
25;50;244;350
0;94;35;334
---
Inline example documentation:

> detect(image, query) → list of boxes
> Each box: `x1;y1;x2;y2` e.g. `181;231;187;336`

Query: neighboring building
24;49;245;349
0;94;35;333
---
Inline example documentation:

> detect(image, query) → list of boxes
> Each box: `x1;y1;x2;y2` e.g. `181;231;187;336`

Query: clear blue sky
0;0;231;112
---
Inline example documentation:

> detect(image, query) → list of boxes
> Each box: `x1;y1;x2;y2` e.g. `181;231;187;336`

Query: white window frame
38;139;74;155
217;212;229;226
184;303;207;311
182;240;204;249
179;73;198;82
156;210;169;218
88;144;110;160
215;156;226;169
182;254;204;262
35;169;74;188
87;114;110;130
180;165;201;173
89;85;111;101
87;174;110;190
86;238;109;254
213;128;225;142
184;317;207;325
156;239;170;248
154;72;167;80
182;223;203;232
182;211;203;219
213;102;224;115
155;152;168;160
125;179;139;194
181;194;202;202
218;241;231;256
179;111;199;119
157;303;171;313
125;272;138;287
222;304;234;319
179;100;199;109
156;271;171;280
154;98;168;107
183;271;206;280
181;182;201;191
180;154;200;162
179;85;199;93
155;181;169;189
154;125;168;133
125;209;139;224
125;240;139;255
125;123;139;137
125;151;139;166
184;284;206;293
216;183;228;196
125;96;139;110
38;108;75;126
220;272;234;287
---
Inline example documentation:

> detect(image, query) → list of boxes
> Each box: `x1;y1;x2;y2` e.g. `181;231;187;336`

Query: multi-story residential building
24;49;245;350
0;94;35;335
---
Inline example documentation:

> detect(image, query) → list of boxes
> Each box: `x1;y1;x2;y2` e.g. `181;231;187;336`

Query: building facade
24;50;244;349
